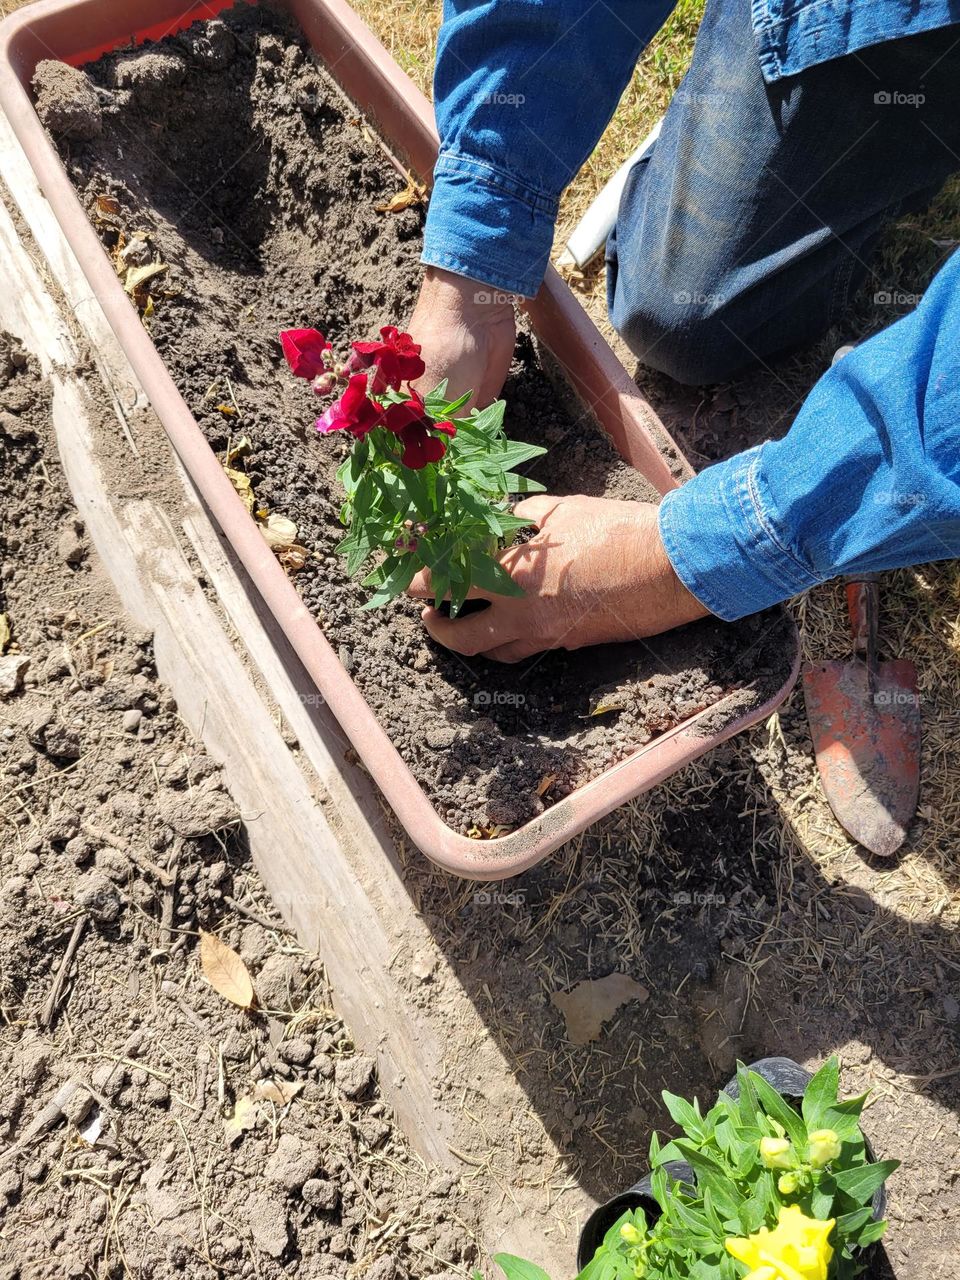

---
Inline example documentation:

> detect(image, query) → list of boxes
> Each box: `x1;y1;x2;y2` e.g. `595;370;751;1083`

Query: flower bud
807;1129;842;1168
778;1172;800;1195
759;1137;794;1170
312;372;338;397
415;522;429;535
619;1223;643;1245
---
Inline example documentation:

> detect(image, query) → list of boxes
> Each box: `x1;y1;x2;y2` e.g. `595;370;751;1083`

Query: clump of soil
0;338;475;1277
38;5;794;833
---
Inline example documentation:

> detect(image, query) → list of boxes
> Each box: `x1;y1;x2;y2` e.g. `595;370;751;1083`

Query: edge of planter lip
0;0;800;881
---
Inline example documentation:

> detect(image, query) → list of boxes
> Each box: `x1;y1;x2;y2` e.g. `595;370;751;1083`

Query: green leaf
469;552;522;598
449;556;472;618
834;1206;875;1239
336;528;381;577
361;556;418;610
802;1057;839;1129
492;1255;552;1280
748;1072;808;1150
470;400;507;435
504;469;547;494
424;386;472;418
831;1160;899;1207
662;1091;705;1141
855;1217;889;1247
422;377;449;405
397;464;433;518
493;440;548;471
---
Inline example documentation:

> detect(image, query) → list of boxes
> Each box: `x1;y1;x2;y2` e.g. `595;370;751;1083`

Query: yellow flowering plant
488;1057;897;1280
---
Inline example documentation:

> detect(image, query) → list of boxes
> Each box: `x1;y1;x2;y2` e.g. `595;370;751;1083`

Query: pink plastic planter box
0;0;799;879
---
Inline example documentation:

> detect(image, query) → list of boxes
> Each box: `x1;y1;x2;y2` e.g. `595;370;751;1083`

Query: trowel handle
845;575;880;666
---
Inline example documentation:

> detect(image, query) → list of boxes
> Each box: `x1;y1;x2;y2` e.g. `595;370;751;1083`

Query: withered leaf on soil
253;1079;303;1106
551;972;649;1046
225;436;252;466
278;546;309;575
376;174;427;215
224;1079;303;1137
224;466;255;513
259;513;299;549
0;613;10;654
536;773;557;798
124;261;168;296
96;194;121;215
199;930;256;1009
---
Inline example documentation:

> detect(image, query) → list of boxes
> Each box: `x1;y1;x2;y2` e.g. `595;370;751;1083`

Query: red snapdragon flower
316;374;385;438
349;325;426;392
280;327;331;380
384;392;456;470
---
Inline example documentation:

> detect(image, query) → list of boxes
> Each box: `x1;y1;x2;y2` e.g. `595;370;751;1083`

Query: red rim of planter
0;0;799;880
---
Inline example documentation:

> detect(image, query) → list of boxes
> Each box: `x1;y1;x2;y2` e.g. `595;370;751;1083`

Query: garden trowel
802;576;920;856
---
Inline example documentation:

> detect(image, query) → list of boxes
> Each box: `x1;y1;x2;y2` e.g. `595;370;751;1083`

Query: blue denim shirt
421;1;960;618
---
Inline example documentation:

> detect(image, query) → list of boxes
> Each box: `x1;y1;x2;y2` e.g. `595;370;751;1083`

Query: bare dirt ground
1;1;959;1278
0;336;479;1278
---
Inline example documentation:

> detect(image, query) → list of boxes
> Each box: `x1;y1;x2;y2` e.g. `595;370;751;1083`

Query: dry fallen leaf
551;972;649;1045
224;1079;303;1138
587;697;626;718
0;613;10;655
225;436;252;466
278;546;309;575
96;194;121;215
223;1093;259;1138
199;930;256;1009
124;261;168;296
253;1079;303;1106
536;773;557;798
259;513;299;549
224;466;255;513
216;402;238;416
376;174;427;215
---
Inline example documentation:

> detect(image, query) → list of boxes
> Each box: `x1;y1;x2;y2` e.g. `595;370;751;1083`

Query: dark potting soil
38;5;795;833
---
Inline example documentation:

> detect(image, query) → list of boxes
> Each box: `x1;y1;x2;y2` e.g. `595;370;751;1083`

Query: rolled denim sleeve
660;249;960;620
422;0;673;298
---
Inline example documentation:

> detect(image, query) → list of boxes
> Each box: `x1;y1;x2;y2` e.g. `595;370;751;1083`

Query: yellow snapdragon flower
759;1136;793;1170
807;1128;842;1168
725;1205;834;1280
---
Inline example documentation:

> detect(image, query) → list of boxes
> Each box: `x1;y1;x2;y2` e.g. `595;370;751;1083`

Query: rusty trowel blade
802;658;920;857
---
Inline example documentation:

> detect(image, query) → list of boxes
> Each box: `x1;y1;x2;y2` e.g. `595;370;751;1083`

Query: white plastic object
558;118;663;271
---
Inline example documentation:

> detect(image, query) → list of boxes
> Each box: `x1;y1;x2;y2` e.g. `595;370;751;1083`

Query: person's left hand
407;494;710;662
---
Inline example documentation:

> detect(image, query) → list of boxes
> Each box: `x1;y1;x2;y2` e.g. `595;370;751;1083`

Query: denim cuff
421;152;558;299
658;445;824;620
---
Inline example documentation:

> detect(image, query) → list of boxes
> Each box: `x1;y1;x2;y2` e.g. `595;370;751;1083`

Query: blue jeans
607;0;960;385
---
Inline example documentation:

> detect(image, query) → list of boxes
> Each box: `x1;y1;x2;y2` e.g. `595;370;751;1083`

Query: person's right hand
408;266;517;408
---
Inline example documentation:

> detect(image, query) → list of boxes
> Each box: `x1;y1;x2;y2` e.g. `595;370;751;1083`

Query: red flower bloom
316;374;385;438
280;327;331;380
350;325;426;392
384;393;455;470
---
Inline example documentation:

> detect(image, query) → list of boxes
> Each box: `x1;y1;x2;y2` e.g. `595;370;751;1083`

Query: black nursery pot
576;1057;886;1271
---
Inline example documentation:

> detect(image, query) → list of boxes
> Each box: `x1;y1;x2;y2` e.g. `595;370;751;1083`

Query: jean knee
609;276;746;385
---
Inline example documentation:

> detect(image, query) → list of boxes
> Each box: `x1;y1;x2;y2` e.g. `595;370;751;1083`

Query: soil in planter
38;4;794;834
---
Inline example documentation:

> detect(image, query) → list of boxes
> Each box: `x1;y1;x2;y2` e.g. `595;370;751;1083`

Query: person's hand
408;266;517;408
408;495;710;662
